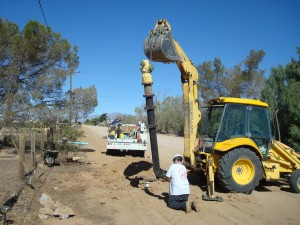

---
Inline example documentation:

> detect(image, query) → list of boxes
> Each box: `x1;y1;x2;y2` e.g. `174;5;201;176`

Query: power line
99;95;141;101
38;0;49;28
98;77;137;83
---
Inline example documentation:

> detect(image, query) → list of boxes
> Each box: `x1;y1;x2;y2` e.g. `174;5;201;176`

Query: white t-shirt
166;163;190;195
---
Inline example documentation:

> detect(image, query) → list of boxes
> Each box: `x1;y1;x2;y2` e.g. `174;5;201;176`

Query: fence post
19;133;25;181
40;128;45;152
31;131;36;167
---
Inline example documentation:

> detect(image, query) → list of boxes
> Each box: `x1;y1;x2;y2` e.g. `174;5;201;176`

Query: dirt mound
93;157;155;190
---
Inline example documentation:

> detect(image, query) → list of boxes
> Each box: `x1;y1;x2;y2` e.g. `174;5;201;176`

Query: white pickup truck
106;121;147;157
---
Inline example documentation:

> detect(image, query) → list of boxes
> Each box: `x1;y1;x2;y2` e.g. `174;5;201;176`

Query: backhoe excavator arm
144;19;201;168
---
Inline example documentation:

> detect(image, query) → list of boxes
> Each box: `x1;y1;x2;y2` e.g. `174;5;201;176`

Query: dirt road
22;125;299;225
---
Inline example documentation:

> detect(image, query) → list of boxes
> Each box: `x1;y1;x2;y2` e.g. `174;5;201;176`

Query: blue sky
1;0;299;116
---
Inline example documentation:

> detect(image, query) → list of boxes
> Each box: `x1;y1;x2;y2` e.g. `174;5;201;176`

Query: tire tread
217;148;262;193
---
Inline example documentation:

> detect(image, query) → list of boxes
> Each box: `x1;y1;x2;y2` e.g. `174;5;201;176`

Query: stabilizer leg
202;156;223;202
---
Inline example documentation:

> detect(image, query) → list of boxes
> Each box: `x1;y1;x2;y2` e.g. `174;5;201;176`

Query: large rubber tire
217;148;262;193
289;169;300;193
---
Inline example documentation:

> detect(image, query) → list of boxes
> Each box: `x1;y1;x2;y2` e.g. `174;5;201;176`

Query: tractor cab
200;98;272;157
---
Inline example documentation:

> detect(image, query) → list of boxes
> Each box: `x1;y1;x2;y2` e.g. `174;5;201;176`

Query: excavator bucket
144;19;182;63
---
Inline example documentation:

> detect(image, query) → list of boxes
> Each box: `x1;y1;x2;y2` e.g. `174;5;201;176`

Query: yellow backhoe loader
141;19;300;200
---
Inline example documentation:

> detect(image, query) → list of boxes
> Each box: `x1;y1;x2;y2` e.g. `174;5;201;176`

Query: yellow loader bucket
144;19;181;63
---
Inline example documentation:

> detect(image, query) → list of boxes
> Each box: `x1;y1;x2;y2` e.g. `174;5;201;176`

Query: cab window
249;106;271;154
218;104;247;141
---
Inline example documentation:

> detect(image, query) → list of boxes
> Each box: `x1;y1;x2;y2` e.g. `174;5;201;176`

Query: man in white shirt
165;154;200;213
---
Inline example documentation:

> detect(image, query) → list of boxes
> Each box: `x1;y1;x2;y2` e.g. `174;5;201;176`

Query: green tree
85;113;108;126
241;50;266;99
226;64;243;97
197;58;228;103
134;104;147;122
99;113;107;123
0;18;79;128
261;48;300;150
197;50;265;101
72;86;98;123
227;50;266;99
158;96;184;135
33;106;78;150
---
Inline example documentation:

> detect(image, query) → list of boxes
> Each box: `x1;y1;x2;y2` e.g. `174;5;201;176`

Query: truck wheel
289;169;300;193
217;148;262;193
133;151;145;157
138;151;145;158
106;150;113;155
45;156;54;167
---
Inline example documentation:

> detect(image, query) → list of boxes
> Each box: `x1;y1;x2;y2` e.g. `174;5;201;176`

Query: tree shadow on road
255;179;292;193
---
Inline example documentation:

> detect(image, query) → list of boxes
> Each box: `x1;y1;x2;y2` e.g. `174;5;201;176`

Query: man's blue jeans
168;194;189;210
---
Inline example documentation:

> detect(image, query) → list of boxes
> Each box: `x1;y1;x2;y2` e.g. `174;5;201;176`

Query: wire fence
0;129;46;206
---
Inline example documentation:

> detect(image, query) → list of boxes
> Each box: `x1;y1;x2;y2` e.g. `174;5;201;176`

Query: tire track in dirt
35;125;300;225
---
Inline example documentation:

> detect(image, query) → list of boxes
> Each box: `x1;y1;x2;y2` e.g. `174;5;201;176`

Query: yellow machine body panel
208;97;268;107
266;140;300;171
214;138;262;157
262;162;280;180
262;140;300;180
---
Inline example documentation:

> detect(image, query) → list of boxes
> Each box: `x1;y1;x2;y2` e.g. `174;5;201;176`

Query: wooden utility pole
19;133;25;181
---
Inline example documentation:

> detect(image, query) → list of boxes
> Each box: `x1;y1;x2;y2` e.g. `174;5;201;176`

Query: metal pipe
141;60;166;179
272;140;300;167
268;157;292;168
1;206;11;225
275;109;281;142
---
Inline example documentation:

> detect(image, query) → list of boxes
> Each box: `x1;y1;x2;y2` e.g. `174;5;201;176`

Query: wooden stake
31;131;36;167
40;128;45;152
19;133;25;181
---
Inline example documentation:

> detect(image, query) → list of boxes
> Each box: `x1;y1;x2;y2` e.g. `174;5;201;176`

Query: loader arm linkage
144;19;201;168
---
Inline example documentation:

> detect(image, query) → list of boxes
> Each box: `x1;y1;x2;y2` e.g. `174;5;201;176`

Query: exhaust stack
140;60;166;179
